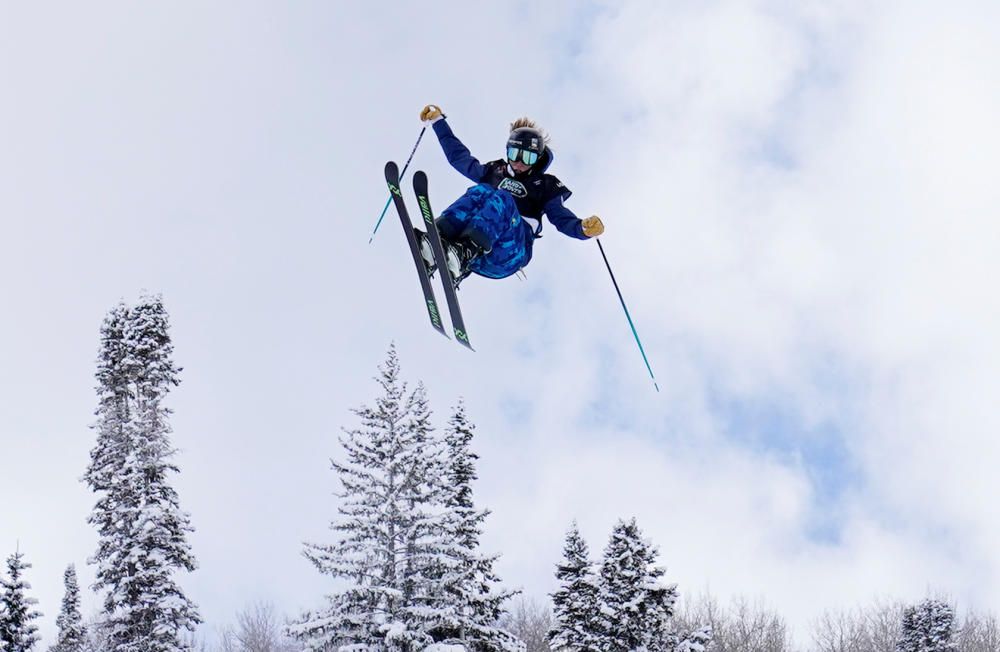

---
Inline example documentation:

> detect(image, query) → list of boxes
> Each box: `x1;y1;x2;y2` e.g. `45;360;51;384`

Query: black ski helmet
507;127;546;166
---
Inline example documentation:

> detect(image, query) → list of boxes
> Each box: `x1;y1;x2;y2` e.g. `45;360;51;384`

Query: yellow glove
420;104;445;123
582;215;605;238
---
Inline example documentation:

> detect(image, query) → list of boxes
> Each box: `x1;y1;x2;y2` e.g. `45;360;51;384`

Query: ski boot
413;228;437;276
443;238;487;287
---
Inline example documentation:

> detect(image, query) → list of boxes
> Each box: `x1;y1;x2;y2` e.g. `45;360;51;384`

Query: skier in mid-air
417;104;605;283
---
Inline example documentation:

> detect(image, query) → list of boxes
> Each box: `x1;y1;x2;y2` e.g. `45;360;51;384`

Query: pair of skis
384;161;473;350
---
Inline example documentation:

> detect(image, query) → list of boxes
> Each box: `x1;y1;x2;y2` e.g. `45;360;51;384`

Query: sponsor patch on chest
498;177;528;198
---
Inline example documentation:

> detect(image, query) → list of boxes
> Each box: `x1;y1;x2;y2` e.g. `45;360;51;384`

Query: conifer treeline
4;302;1000;652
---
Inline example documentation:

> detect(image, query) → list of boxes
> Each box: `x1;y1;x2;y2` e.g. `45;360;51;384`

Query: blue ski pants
436;184;534;279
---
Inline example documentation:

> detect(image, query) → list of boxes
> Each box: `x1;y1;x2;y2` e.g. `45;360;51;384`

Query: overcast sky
2;1;999;647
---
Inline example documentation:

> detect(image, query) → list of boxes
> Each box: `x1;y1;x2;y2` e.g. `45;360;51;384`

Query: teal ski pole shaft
597;238;660;392
369;125;427;244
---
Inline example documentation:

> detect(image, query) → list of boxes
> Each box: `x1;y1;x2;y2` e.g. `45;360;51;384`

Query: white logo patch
498;177;527;198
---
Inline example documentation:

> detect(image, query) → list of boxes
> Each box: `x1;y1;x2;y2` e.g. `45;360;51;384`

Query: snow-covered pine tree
897;599;957;652
49;565;85;652
83;294;201;652
595;519;678;652
429;401;520;652
120;295;200;649
0;549;42;652
548;522;600;652
290;346;446;652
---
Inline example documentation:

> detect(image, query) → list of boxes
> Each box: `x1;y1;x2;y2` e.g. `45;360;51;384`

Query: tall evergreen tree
83;294;201;652
430;401;519;652
548;522;600;652
290;346;446;652
0;550;42;652
49;565;85;652
897;599;956;652
595;519;678;652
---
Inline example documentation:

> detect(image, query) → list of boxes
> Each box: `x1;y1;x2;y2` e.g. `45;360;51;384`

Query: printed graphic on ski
384;162;448;340
412;170;473;350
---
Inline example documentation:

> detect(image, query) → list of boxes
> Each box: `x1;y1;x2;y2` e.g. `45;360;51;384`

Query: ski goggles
507;146;539;166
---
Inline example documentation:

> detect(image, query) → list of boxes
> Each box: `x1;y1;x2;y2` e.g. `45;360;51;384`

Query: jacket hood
537;147;555;173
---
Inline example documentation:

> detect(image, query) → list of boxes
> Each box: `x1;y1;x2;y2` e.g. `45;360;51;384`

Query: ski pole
597;239;660;392
369;126;427;244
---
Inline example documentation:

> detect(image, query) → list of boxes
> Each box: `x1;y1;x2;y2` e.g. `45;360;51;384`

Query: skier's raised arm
420;104;487;183
543;195;604;240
